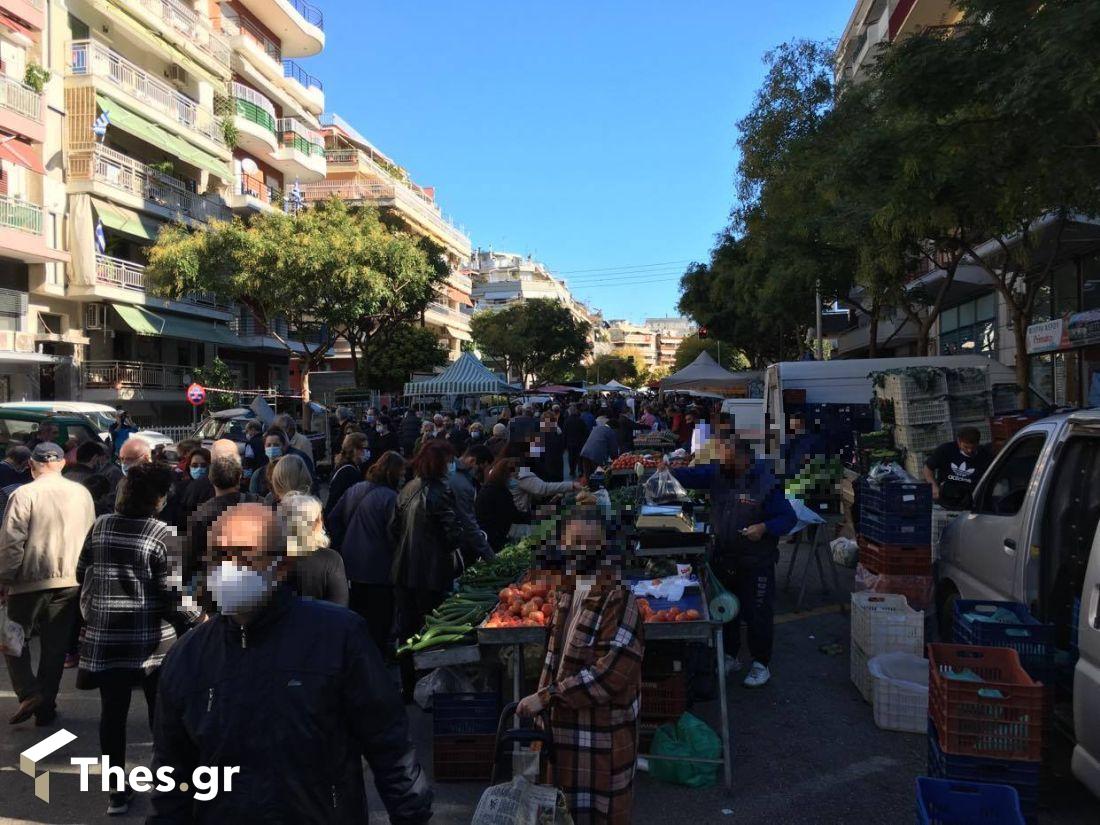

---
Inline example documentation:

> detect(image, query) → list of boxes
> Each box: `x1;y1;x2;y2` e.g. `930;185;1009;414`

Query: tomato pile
483;580;556;628
636;598;702;623
610;453;660;471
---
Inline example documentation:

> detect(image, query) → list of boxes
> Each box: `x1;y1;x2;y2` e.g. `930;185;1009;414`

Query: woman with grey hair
278;493;349;606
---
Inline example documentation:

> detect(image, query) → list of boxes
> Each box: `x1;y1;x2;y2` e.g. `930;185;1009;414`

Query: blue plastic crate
952;601;1055;682
859;479;933;519
927;722;1038;825
432;692;501;736
916;777;1025;825
858;511;932;545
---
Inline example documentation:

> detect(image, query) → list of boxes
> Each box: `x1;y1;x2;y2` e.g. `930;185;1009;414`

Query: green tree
145;200;434;421
672;334;747;372
471;298;591;387
359;325;449;392
191;357;236;411
585;354;638;384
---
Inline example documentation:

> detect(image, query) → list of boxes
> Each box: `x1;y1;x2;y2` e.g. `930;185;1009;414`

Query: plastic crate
859;479;933;519
850;640;873;703
851;592;924;656
433;733;497;781
916;777;1026;825
640;671;687;722
928;644;1044;762
952;601;1055;682
857;535;932;577
894;423;953;454
948;394;991;422
877;370;948;404
932;507;963;561
927;722;1039;825
869;653;928;734
859;512;932;546
892;397;951;427
905;450;933;480
432;692;501;736
945;368;989;397
854;563;935;612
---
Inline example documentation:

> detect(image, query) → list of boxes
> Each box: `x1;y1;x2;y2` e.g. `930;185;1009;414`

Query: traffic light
698;326;708;339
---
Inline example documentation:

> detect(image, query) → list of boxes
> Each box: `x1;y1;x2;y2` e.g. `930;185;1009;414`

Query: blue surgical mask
366;416;375;424
265;446;282;460
507;478;519;491
190;466;208;480
447;460;457;475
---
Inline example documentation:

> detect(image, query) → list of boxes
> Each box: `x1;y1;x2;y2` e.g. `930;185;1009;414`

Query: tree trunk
867;298;880;358
1013;307;1030;408
301;361;313;431
347;336;361;387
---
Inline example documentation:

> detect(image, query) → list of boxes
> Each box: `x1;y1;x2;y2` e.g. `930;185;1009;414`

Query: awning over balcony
0;135;43;174
96;94;233;182
0;11;33;48
445;325;472;342
93;200;162;243
114;304;240;346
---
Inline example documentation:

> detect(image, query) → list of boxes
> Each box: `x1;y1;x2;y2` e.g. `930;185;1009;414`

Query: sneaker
742;662;771;688
723;656;743;676
107;789;134;816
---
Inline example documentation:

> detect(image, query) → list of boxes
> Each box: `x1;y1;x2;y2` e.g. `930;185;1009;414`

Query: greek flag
284;178;304;213
94;219;106;254
92;110;110;141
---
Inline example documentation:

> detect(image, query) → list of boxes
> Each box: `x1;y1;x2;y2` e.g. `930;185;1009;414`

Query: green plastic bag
648;712;721;788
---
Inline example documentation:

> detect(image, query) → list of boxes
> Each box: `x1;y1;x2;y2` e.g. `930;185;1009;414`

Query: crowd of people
0;393;767;823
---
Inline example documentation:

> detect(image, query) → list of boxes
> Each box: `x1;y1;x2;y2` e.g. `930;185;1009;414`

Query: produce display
634;430;678;448
784;455;843;498
610;452;661;471
482;576;557;628
636;598;701;623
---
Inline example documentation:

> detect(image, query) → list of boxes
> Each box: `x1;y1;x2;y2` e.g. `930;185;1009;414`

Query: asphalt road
2;544;1097;824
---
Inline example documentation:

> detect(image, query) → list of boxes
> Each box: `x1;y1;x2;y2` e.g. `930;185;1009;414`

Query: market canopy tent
403;352;519;396
585;379;635;393
659;351;759;395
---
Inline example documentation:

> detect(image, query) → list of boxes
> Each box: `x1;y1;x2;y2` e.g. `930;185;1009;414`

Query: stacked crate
638;654;687;751
849;592;923;704
855;480;934;609
431;692;501;781
945;366;993;447
926;644;1044;824
874;369;950;477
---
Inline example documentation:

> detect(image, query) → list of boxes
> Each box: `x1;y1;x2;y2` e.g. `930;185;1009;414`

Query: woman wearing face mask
278;492;348;607
171;447;211;530
503;440;580;517
412;420;436;457
76;462;202;816
373;416;400;458
474;458;529;553
249;427;289;497
324;432;369;519
516;505;644;825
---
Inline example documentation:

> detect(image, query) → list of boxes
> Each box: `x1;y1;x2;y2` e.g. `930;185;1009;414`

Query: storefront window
1030;353;1054;407
940;293;997;355
1083;346;1100;408
1082;256;1100;312
1053;262;1080;317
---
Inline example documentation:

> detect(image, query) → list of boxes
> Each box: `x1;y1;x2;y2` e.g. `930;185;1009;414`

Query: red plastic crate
928;644;1044;762
433;733;496;781
857;534;932;576
640;671;687;722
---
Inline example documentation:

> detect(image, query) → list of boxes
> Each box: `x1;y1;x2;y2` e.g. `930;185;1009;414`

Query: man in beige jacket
0;442;95;726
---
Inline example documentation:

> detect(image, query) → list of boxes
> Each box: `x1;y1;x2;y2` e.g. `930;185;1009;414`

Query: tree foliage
359;325;449;393
191;357;236;411
470;299;591;387
585;354;638;384
671;335;748;372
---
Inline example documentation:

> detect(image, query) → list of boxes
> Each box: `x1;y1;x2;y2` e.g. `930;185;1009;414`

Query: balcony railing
282;59;322;91
220;11;281;62
236;173;281;206
289;0;323;28
94;252;231;308
0;193;42;234
84;359;193;389
277;117;324;156
69;40;225;146
231;81;276;132
132;0;231;71
0;74;41;121
72;144;232;223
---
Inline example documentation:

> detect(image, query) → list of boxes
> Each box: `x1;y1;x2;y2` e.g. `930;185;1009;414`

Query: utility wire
552;259;691;275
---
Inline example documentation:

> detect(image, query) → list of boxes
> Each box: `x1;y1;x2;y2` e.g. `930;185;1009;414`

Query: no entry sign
186;383;207;407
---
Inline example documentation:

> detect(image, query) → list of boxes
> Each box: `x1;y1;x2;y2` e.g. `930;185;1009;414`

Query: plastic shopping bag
0;603;25;657
649;712;721;788
644;467;689;505
472;775;573;825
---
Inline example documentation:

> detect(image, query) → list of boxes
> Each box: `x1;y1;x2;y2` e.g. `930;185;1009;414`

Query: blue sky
308;1;854;322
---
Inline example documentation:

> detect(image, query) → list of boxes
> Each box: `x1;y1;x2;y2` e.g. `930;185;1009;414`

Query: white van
0;402;175;452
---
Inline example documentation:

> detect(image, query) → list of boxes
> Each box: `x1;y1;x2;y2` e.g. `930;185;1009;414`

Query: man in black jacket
398;409;421;458
561;404;590;478
149;503;432;824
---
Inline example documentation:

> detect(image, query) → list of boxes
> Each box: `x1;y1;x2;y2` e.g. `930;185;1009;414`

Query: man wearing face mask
0;443;96;726
447;445;495;566
150;504;432;823
374;415;400;458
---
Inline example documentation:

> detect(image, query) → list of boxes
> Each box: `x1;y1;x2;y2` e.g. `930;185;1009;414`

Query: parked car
936;409;1100;798
193;406;330;469
0;409;101;459
0;402;176;453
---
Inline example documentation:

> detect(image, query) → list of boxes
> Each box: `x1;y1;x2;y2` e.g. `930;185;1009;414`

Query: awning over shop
96;94;233;182
114;304;239;346
93;200;162;243
0;136;44;174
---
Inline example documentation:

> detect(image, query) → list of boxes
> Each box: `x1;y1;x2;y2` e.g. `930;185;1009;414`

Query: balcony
0;74;43;142
300;174;471;259
225;172;282;212
233;0;324;58
94;252;230;310
281;59;323;114
272;117;325;180
69;144;231;224
0;192;40;234
230;81;278;155
83;359;191;390
0;192;67;264
129;0;231;76
68;40;226;150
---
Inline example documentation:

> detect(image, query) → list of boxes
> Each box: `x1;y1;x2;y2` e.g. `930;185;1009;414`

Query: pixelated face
561;516;608;577
958;438;978;456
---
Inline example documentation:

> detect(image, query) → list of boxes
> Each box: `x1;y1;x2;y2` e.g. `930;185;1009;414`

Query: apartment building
643;316;695;367
834;0;960;83
605;320;658;371
300;113;474;365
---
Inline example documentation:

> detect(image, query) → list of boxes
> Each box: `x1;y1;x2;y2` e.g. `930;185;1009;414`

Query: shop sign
1026;318;1067;354
1066;308;1100;347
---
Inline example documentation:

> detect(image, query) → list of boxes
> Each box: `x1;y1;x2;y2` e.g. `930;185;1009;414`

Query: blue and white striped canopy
403;352;519;396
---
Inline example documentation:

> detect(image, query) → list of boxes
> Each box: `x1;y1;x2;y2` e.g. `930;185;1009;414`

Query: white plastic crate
894;422;952;454
850;640;873;703
851;592;924;657
892;396;950;427
868;652;928;734
877;370;948;405
948;393;992;422
903;450;931;479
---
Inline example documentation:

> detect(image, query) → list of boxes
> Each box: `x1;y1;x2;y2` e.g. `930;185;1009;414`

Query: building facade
835;0;960;83
643;316;695;367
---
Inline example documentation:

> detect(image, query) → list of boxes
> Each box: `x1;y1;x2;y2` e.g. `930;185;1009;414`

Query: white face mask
530;446;544;457
207;560;278;616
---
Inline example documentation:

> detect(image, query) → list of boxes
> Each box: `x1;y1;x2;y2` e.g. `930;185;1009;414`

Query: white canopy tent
585;379;635;394
660;351;760;395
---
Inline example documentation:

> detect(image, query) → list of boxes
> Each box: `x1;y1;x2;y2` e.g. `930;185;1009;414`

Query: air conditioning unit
14;332;34;353
85;303;106;330
0;331;12;351
165;65;189;86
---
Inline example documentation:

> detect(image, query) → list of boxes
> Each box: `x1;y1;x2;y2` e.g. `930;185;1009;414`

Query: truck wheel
937;587;958;642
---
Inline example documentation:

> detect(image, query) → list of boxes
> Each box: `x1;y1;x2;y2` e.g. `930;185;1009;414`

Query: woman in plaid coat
76;462;201;816
517;506;645;825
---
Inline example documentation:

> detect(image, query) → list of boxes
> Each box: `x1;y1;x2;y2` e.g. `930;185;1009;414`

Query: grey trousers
3;586;79;713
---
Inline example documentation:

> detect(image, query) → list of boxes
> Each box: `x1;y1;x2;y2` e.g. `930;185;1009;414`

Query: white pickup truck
936;410;1100;799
